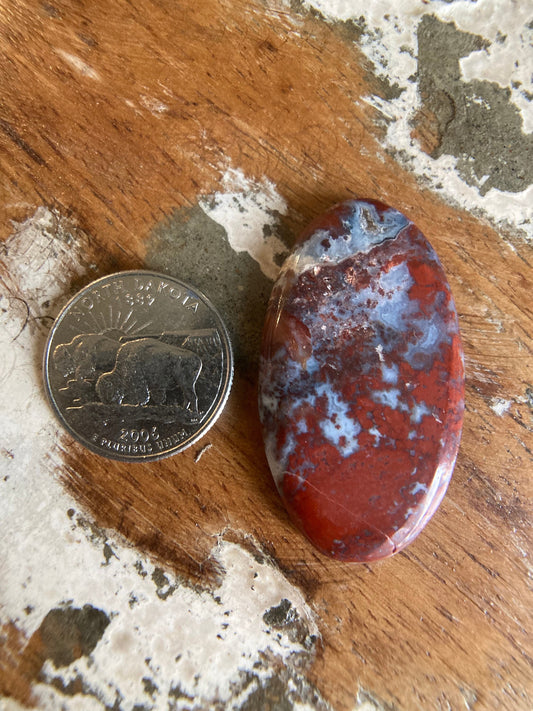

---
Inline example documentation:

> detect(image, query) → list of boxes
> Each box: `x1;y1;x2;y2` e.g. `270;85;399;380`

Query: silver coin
43;271;233;461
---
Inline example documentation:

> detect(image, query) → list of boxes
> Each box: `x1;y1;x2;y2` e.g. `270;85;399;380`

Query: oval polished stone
258;199;464;562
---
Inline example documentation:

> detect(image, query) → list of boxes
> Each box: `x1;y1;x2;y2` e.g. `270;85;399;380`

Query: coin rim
43;270;234;461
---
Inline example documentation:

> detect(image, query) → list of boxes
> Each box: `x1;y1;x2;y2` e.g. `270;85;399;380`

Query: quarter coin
43;271;233;461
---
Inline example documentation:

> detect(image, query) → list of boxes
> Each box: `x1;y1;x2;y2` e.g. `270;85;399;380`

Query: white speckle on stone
56;49;101;81
404;506;417;521
490;397;512;417
302;0;533;239
200;168;289;280
0;207;318;710
368;426;383;447
410;481;428;496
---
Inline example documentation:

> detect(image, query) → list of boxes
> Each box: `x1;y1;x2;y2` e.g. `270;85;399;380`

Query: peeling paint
22;535;318;709
0;207;322;710
0;208;91;481
147;189;293;368
199;168;290;280
37;605;111;668
490;398;512;417
2;207;89;310
302;0;533;239
417;16;532;196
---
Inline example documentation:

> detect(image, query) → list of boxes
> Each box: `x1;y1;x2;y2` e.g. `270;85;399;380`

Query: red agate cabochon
258;199;465;562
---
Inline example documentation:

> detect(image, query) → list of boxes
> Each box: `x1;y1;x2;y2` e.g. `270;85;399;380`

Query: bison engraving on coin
43;272;233;460
95;339;202;411
54;333;119;381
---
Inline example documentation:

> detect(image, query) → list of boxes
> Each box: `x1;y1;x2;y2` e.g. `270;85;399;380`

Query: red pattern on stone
259;200;464;562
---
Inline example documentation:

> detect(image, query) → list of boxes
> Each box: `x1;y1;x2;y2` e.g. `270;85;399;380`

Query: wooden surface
1;1;532;710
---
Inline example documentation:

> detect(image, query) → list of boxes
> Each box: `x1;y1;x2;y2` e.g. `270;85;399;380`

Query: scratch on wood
0;118;46;167
194;443;212;463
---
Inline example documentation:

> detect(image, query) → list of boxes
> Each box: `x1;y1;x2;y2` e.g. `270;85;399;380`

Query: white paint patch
0;208;318;709
200;168;289;280
354;699;382;711
139;94;169;116
302;0;533;239
0;211;82;518
354;688;393;711
16;535;317;709
490;397;512;417
455;3;533;133
0;210;90;543
2;207;88;312
56;49;101;81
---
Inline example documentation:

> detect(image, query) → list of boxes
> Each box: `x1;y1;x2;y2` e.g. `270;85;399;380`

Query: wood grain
1;1;531;709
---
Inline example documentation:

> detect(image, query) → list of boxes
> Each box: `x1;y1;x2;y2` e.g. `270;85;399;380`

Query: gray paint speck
38;604;110;668
263;598;296;628
417;16;533;195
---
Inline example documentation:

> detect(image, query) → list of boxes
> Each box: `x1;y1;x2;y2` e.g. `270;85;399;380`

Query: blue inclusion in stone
281;374;361;459
314;382;361;457
307;258;452;372
372;388;405;411
296;418;308;434
404;309;455;370
381;362;399;384
305;355;320;375
410;401;432;424
295;200;410;267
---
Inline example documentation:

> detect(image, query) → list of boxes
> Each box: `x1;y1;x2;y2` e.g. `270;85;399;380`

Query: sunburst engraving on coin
43;271;233;461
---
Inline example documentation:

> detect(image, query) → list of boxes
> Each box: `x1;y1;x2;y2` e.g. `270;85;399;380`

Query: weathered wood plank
1;1;531;709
